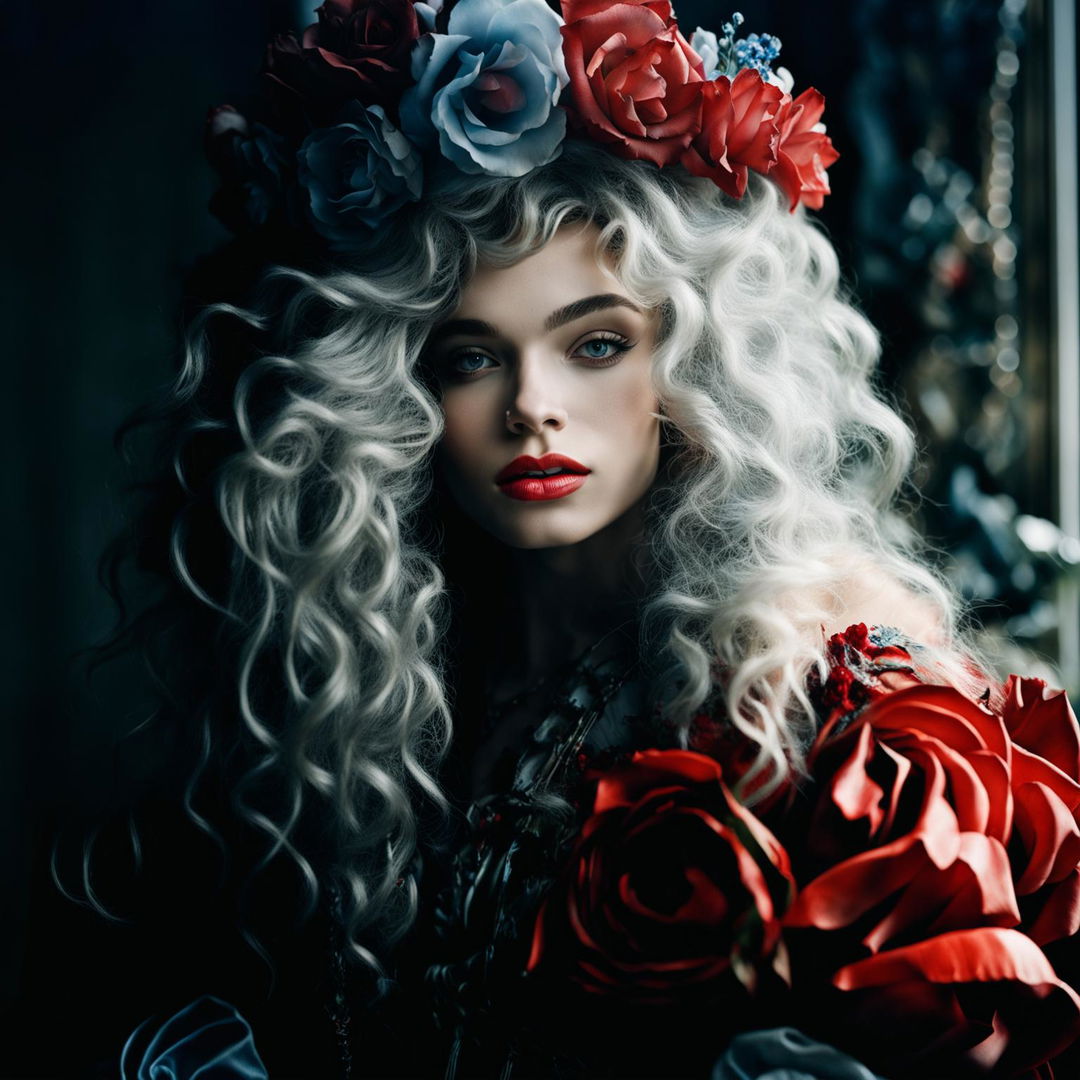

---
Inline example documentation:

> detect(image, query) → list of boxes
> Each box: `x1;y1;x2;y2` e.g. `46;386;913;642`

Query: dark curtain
3;1;1073;1074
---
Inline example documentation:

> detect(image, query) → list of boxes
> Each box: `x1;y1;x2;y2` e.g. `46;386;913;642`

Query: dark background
3;0;1077;1075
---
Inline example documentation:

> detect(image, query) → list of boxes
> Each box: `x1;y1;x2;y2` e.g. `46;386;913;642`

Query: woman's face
428;225;661;550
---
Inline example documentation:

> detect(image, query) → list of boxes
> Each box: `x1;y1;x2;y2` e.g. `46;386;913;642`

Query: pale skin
425;225;663;794
426;225;945;793
429;224;662;686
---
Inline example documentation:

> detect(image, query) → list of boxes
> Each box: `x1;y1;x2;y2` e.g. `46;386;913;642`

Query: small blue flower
693;12;781;81
400;0;568;177
298;102;423;245
734;31;783;79
120;996;268;1080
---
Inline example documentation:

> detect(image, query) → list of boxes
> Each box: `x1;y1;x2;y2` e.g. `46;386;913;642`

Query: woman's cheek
440;390;495;469
599;364;660;449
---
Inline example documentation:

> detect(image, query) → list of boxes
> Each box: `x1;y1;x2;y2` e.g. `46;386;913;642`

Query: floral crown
206;0;838;250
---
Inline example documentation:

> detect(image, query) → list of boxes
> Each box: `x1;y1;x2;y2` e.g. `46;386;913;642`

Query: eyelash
446;350;497;378
573;332;635;366
443;333;635;379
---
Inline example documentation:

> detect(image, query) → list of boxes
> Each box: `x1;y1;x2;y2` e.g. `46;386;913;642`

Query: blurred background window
672;0;1080;692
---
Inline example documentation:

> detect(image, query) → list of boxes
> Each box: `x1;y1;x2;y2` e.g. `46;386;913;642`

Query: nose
504;355;568;435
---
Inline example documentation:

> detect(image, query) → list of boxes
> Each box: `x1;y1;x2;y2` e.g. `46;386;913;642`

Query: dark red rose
772;87;839;211
528;749;793;1001
680;69;783;199
265;0;420;120
786;684;1020;956
832;928;1080;1076
687;710;792;816
1001;676;1080;945
559;0;705;167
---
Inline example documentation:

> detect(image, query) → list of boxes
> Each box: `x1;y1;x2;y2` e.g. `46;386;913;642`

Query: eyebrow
428;293;644;345
543;293;644;331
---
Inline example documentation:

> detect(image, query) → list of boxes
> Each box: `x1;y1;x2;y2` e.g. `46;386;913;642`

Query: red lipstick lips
495;453;591;502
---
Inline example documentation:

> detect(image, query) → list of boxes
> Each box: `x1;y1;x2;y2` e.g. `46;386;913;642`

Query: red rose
1002;676;1080;945
783;681;1080;1073
833;928;1080;1076
562;0;673;19
559;0;705;167
680;69;783;200
786;684;1019;957
1002;676;1080;772
772;88;839;211
528;749;793;1000
265;0;419;121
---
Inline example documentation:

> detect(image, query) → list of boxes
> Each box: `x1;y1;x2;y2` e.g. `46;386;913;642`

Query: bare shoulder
824;570;947;648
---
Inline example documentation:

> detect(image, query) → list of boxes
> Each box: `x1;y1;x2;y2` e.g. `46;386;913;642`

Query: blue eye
450;351;497;376
575;336;632;364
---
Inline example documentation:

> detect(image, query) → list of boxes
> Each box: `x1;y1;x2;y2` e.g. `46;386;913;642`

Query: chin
476;502;610;550
490;520;603;550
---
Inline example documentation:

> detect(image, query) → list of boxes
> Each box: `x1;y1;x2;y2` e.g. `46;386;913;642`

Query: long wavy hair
86;140;990;973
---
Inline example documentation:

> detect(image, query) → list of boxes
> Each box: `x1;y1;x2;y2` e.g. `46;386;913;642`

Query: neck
498;500;649;685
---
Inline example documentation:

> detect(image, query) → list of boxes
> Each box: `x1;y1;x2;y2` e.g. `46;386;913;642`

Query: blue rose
400;0;568;177
120;996;268;1080
236;123;292;226
414;0;444;33
690;27;722;80
205;106;293;231
298;102;423;244
712;1028;885;1080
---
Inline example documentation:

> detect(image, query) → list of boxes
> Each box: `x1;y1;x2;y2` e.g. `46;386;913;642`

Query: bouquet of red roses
529;630;1080;1078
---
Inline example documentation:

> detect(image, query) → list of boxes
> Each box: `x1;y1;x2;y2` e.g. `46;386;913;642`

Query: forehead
454;224;626;323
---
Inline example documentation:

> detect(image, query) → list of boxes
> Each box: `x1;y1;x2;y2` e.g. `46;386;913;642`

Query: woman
84;2;1080;1078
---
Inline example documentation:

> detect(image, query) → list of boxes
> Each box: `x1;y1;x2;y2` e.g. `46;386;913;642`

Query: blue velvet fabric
120;996;268;1080
712;1027;885;1080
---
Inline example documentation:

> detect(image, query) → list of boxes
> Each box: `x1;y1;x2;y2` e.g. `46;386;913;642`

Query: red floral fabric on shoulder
688;623;984;803
808;623;943;731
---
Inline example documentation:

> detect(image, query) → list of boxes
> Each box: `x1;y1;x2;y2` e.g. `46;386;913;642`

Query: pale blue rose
690;27;722;80
712;1028;885;1080
297;102;423;245
415;0;444;33
400;0;568;177
120;996;268;1080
